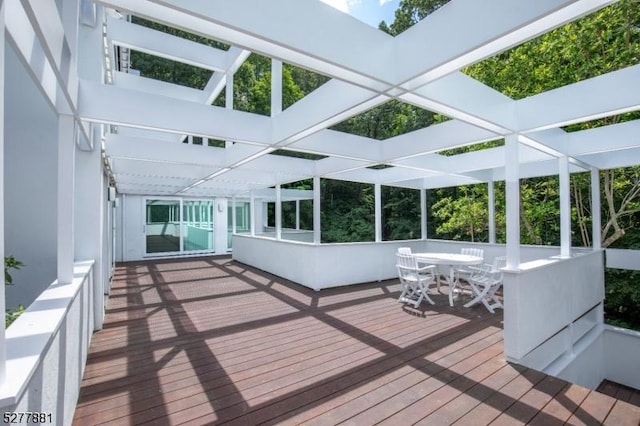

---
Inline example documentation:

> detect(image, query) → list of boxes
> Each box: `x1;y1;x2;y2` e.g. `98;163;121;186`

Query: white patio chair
464;256;506;313
397;247;412;255
454;247;484;283
396;252;437;308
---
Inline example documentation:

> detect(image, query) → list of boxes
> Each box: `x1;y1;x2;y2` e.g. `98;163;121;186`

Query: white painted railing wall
503;252;606;387
0;261;96;426
233;236;640;390
231;236;583;290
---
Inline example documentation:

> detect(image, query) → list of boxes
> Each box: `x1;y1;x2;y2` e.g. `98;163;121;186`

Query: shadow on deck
73;256;640;425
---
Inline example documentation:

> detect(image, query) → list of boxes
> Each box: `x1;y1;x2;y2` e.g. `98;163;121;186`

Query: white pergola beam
294;130;381;162
396;0;615;89
409;72;517;133
98;0;395;90
273;81;386;144
380;119;499;161
79;80;272;145
518;64;640;132
108;18;228;71
568;119;640;156
113;71;202;102
106;134;227;166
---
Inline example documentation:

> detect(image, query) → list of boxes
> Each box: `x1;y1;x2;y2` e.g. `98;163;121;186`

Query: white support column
505;135;520;269
58;115;76;284
232;196;237;234
374;183;382;242
74;124;105;329
591;168;602;250
295;200;300;230
421;189;427;240
275;184;282;240
559;156;571;258
225;72;234;148
250;190;256;236
271;59;282;116
488;180;496;244
313;176;321;244
0;1;6;385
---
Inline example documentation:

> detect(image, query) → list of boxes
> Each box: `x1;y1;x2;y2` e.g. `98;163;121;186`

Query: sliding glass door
183;200;214;252
145;198;215;255
145;199;181;254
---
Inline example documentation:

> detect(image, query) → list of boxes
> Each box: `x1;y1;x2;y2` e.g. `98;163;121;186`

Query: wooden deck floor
73;256;640;425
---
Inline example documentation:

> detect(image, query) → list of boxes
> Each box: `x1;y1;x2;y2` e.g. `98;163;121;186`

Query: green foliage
5;256;25;327
383;0;451;35
6;305;25;328
4;255;23;285
321;180;375;243
382;186;421;240
605;269;640;331
330;100;436;140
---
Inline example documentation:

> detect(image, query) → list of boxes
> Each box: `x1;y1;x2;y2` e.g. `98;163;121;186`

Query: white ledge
0;261;94;407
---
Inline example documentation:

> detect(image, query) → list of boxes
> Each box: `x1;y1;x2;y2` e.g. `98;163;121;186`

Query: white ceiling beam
315;157;371;176
198;47;250;105
396;0;616;90
7;0;93;150
517;64;640;132
273;80;386;144
5;2;59;110
108;17;228;71
409;72;517;133
568;119;640;156
97;0;395;90
113;70;202;102
79;80;273;145
380;120;499;161
577;148;640;170
105;134;227;166
19;0;79;112
293;130;381;162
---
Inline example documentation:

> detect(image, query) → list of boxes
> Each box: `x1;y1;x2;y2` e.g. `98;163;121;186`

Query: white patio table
413;252;483;307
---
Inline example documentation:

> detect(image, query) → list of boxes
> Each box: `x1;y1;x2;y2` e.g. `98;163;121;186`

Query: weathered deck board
72;256;640;425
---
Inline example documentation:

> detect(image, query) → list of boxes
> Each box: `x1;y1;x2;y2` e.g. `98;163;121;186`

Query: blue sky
319;0;401;29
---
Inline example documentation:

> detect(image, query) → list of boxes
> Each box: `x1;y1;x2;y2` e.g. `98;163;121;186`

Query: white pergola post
225;72;234;148
275;184;282;240
559;156;571;258
295;200;300;230
591;168;602;250
505;135;520;269
421;189;427;240
74;124;105;329
0;1;6;386
488;180;496;244
271;59;282;115
58;115;76;284
250;190;256;236
231;196;237;234
374;183;382;242
313;176;321;244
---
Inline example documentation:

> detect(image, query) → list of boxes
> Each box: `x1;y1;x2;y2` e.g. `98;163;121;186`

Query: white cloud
379;0;393;5
319;0;361;13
